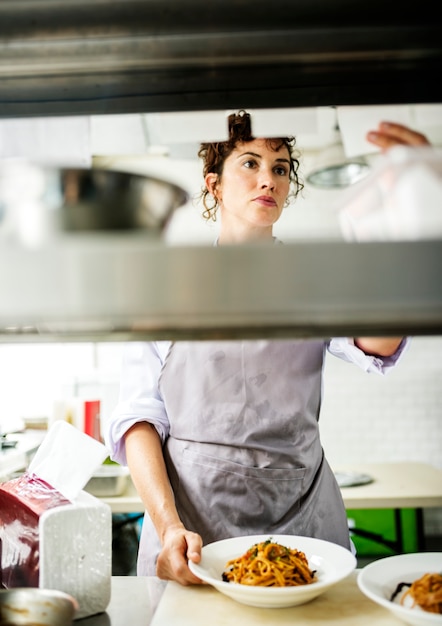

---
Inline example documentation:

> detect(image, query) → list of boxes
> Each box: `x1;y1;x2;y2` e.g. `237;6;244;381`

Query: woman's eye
274;166;288;176
243;159;257;169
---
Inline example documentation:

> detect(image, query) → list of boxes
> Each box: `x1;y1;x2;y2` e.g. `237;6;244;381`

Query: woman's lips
254;195;277;207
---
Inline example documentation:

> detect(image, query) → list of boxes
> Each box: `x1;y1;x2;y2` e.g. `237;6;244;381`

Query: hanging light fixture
306;123;371;189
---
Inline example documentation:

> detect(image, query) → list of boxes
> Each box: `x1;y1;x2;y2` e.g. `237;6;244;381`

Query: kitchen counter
100;461;442;513
77;571;406;625
335;462;442;552
78;576;166;626
335;462;442;510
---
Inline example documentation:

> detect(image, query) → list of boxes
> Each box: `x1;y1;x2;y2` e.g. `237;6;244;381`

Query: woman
105;112;429;585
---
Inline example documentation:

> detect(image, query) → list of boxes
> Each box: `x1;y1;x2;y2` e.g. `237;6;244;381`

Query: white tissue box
39;490;112;619
0;475;112;620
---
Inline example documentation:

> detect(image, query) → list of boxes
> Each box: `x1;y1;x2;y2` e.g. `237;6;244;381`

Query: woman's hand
156;524;205;585
366;121;430;152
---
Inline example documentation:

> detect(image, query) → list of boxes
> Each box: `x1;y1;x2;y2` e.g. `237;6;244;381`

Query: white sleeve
327;337;411;374
104;341;171;465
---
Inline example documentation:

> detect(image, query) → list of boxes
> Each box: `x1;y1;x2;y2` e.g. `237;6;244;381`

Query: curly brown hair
198;110;303;221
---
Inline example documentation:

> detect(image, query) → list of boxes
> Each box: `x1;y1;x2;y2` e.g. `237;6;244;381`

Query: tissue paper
28;420;109;501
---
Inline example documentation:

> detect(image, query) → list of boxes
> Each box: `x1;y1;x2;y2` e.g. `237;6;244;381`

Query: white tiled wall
1;336;440;535
320;335;442;535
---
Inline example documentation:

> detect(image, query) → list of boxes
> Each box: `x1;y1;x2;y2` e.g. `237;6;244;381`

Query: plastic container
84;464;130;497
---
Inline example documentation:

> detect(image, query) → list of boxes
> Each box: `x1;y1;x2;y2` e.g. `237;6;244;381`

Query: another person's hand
155;524;204;585
366;121;430;152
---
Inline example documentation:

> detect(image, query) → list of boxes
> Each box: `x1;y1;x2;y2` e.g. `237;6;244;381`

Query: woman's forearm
124;421;184;543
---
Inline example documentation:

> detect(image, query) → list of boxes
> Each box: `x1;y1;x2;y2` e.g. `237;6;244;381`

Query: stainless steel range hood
0;0;441;342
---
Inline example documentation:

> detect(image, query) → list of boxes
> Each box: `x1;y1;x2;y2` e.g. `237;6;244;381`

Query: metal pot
0;587;78;625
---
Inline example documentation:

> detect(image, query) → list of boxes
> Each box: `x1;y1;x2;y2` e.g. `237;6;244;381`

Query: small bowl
0;588;78;625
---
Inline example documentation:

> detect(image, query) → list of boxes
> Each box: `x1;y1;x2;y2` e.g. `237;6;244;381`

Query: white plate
188;534;356;608
358;552;442;626
334;471;374;488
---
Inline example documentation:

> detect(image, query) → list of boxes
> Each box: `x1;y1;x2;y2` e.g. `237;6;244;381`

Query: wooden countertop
79;571;407;625
335;462;442;509
151;570;405;626
99;462;442;514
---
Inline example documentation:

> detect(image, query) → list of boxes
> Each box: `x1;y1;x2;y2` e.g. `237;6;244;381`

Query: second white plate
358;552;442;626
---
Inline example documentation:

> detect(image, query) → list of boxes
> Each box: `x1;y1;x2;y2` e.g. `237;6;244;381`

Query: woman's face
207;138;291;240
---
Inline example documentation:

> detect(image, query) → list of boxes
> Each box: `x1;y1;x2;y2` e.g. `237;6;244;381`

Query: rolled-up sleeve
328;337;411;374
104;341;171;465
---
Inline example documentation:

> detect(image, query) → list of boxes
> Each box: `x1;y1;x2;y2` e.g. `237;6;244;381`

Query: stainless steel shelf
1;238;441;342
0;0;440;116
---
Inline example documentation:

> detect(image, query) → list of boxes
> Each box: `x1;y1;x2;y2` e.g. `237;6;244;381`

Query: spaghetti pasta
222;538;318;587
400;572;442;614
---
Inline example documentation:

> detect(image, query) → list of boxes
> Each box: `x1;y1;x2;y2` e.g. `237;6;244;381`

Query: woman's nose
259;168;276;189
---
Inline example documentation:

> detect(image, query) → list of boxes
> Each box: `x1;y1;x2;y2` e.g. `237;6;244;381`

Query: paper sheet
337;105;414;158
28;421;109;501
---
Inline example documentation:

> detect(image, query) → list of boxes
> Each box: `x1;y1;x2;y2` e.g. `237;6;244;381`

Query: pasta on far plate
390;572;442;614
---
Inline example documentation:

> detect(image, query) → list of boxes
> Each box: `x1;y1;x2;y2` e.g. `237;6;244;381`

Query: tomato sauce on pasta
222;538;318;587
400;572;442;614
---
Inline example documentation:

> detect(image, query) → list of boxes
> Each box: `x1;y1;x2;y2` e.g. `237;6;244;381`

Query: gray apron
137;339;350;575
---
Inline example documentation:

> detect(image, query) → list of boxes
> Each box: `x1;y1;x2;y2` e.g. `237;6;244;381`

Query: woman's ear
205;173;218;197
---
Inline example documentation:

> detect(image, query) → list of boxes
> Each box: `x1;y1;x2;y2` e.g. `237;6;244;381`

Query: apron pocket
177;447;306;535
